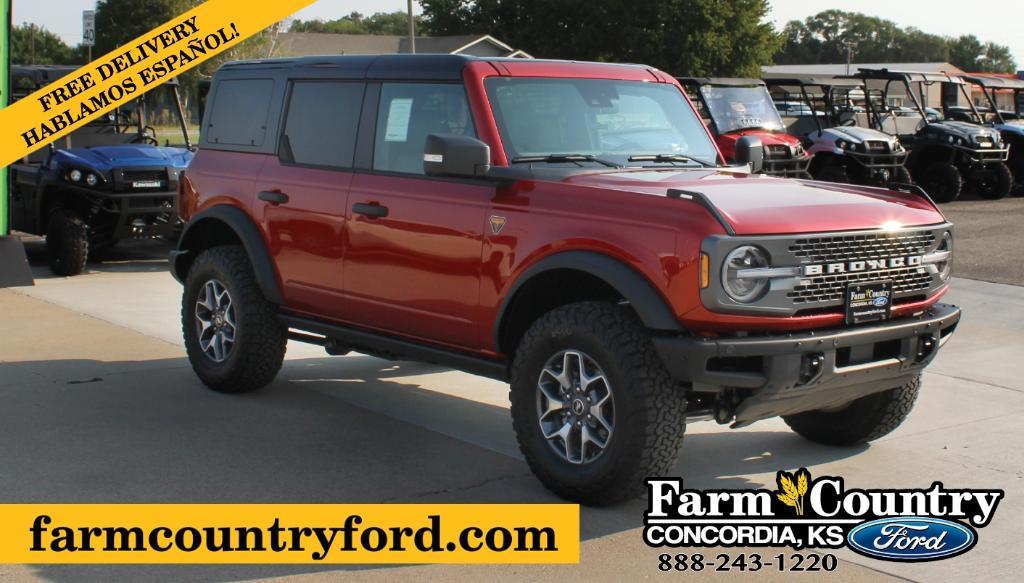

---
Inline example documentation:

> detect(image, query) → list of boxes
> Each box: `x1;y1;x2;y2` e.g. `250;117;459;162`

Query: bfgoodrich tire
46;209;89;276
509;302;687;506
782;375;921;446
182;245;287;393
917;162;962;203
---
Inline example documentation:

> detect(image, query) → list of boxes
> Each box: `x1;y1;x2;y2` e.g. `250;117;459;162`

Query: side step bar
278;314;510;382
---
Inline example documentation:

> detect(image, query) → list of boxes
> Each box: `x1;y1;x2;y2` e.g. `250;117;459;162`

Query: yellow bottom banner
0;504;579;564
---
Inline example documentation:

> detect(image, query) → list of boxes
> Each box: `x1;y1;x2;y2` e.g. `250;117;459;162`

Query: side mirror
424;133;491;178
733;135;764;174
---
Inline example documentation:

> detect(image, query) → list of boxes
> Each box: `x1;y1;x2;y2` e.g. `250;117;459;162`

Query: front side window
485;77;719;165
373;83;476;174
282;81;365;168
699;85;785;133
207;78;275;146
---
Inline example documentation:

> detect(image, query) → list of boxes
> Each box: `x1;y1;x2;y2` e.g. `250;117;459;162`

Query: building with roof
272;33;532;59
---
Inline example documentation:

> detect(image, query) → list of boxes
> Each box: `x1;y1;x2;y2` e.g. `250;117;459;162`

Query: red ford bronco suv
172;55;960;505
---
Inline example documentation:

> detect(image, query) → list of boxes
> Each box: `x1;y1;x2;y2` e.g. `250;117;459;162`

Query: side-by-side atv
8;65;195;276
955;74;1024;194
764;76;910;186
853;68;1010;203
679;77;812;177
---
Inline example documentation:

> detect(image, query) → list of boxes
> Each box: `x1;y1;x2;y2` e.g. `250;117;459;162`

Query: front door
255;80;365;320
341;82;489;349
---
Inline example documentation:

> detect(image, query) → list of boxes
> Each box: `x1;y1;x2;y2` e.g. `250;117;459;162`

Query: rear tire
509;302;687;506
182;245;287;393
1008;159;1024;196
782;375;921;446
917;162;962;203
813;164;850;184
46;209;89;276
973;162;1013;200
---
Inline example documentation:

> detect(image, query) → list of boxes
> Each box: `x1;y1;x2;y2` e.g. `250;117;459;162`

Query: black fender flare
171;205;283;305
493;250;682;349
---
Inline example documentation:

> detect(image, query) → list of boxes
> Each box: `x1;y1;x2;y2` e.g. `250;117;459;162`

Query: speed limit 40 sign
82;10;95;47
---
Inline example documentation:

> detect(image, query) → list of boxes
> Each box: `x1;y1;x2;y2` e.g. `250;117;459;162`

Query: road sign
82;10;95;47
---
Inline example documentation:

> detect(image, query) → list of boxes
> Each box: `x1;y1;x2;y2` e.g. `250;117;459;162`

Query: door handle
258;190;289;205
353;202;389;218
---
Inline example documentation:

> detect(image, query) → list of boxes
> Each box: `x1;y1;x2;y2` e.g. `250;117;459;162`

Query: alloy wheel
536;350;615;464
195;279;236;363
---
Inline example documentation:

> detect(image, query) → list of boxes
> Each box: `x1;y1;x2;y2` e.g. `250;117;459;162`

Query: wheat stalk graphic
776;468;810;516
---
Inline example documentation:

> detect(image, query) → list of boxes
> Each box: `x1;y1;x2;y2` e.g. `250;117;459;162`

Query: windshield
699;85;785;133
484;78;720;165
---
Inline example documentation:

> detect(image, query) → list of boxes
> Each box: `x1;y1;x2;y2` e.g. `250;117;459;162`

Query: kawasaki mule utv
853;68;1010;202
955;74;1024;194
8;65;195;276
763;76;910;186
679;77;812;177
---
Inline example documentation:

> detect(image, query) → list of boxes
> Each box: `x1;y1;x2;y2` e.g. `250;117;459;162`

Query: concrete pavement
1;241;1022;582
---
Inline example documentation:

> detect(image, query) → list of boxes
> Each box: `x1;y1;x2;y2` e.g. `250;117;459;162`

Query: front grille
787;230;936;304
122;170;166;185
865;141;888;152
765;145;790;159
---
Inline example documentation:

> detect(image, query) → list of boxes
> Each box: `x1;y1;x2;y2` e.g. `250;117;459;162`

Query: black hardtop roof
677;76;765;87
763;75;864;89
855;67;965;84
959;74;1024;90
218;53;652;81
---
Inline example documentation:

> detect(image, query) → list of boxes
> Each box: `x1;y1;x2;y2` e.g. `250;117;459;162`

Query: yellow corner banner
0;504;579;564
0;0;316;167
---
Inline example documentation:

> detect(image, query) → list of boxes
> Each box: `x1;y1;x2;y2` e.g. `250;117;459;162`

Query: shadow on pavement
2;354;866;582
19;236;173;279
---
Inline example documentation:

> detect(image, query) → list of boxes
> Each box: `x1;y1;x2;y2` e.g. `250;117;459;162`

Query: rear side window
207;78;275;146
281;81;365;168
373;83;476;175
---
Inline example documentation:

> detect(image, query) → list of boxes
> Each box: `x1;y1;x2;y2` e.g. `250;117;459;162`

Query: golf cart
679;77;812;177
853;68;1010;202
955;74;1024;194
7;65;195;275
764;76;910;186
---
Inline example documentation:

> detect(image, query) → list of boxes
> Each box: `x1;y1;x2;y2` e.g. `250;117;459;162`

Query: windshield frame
483;76;722;168
696;83;786;134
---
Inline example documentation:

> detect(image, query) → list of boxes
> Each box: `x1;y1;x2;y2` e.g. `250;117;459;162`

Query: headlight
85;173;99;187
68;169;82;182
937;232;952;281
721;246;771;303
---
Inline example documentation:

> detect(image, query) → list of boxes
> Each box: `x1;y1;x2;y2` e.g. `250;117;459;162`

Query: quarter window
282;81;365;168
373;83;476;174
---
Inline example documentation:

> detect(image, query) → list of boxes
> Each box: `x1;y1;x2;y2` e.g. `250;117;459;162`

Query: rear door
341;81;491;349
254;80;366;320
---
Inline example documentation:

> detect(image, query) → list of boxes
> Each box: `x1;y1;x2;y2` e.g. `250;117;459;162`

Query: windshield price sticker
643;469;1003;570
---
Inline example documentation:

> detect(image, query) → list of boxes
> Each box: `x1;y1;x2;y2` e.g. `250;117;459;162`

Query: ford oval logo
872;296;889;307
847;517;975;561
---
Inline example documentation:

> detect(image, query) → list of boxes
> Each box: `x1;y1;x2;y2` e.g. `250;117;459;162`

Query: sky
11;0;1024;69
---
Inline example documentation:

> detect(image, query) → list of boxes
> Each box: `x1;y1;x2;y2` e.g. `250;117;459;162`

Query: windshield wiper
627;154;716;167
510;154;622;168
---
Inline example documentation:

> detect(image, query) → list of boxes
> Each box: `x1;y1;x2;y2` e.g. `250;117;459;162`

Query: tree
11;24;80;65
776;10;1017;73
420;0;782;77
290;11;422;35
93;0;193;55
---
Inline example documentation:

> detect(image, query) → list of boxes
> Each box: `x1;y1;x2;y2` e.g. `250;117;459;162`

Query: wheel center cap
571;398;586;415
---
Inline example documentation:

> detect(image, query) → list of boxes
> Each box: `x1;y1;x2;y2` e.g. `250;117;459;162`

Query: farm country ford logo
643;469;1004;562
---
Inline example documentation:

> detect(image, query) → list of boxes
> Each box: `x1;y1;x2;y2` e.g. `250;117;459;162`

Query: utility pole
407;0;415;54
843;41;856;75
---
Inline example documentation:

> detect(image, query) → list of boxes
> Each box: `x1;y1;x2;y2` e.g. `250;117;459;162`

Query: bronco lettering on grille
802;256;924;276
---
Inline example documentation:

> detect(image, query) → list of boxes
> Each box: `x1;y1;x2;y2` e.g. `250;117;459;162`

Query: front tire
182;245;287;393
509;302;687;506
46;209;89;276
1008;158;1024;196
782;375;921;446
972;162;1013;200
917;162;962;203
813;163;850;184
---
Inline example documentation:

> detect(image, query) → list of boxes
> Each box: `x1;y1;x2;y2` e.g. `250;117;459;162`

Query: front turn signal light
700;253;710;289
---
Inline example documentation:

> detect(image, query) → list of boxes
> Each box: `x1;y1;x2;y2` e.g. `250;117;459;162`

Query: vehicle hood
715;129;801;160
926;120;1000;141
822;125;895;143
55;145;194;171
563;169;945;235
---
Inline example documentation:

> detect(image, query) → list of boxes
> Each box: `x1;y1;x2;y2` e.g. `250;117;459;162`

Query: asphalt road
938;193;1024;286
1;231;1022;582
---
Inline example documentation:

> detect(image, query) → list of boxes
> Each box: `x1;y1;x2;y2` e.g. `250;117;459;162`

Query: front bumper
762;152;813;177
653;303;961;426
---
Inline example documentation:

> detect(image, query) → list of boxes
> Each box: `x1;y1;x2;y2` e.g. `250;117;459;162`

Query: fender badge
489;215;507;235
